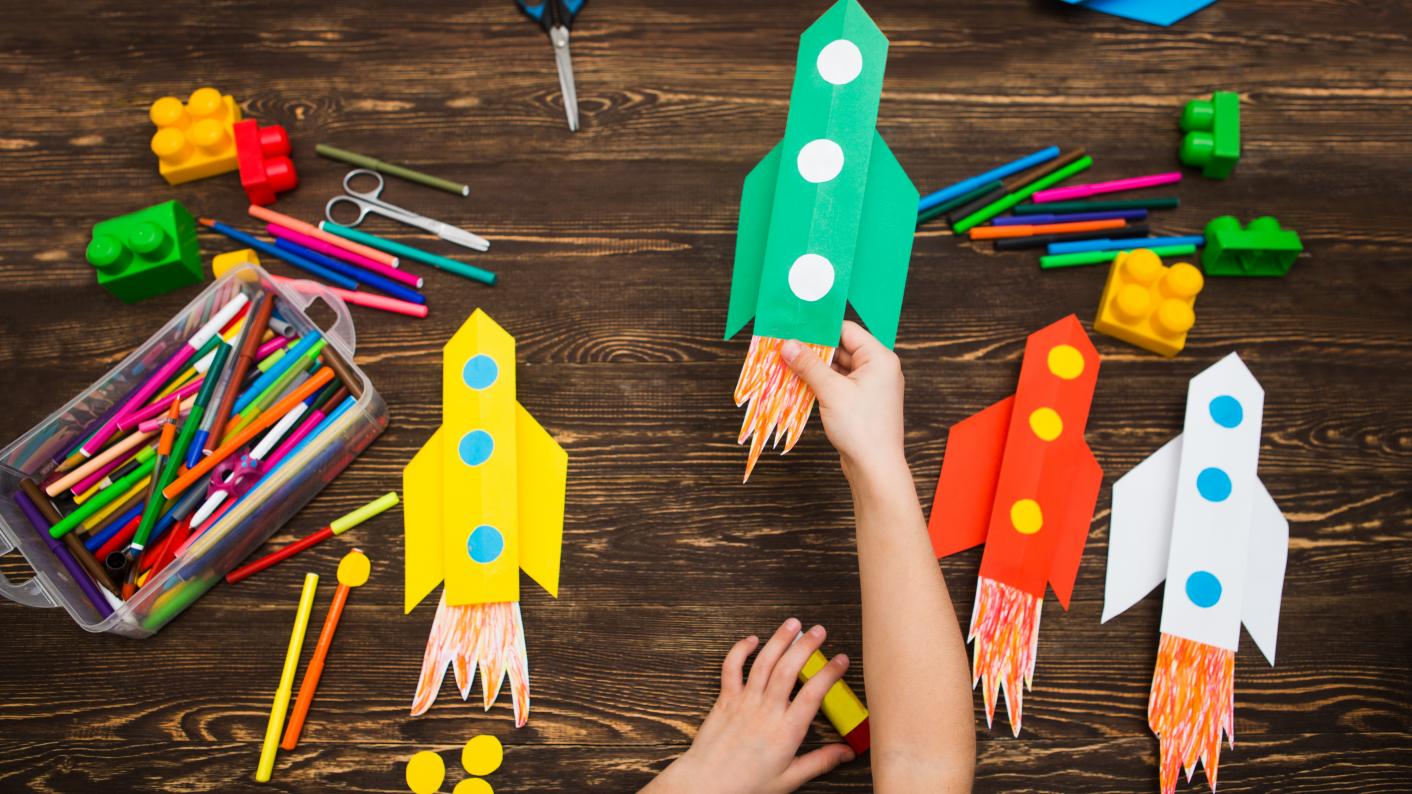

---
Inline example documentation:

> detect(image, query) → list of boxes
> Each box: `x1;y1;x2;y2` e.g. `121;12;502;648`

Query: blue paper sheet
1061;0;1217;26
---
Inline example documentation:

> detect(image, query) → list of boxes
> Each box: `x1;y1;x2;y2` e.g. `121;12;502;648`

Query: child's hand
642;618;855;794
780;321;906;480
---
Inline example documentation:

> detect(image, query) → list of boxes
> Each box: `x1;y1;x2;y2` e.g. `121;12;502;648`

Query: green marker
230;339;326;436
917;179;1001;227
319;222;496;286
1014;197;1180;215
315;144;470;197
1040;244;1198;270
953;156;1094;235
50;458;158;538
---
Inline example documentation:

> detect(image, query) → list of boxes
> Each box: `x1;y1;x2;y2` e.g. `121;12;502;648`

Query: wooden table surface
1;1;1409;791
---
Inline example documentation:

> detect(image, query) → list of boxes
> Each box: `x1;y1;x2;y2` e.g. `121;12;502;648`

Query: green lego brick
86;200;203;303
1180;91;1240;180
1201;215;1302;277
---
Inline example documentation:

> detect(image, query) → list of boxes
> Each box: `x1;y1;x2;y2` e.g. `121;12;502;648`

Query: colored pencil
1048;234;1204;255
319;222;496;286
199;218;359;291
256;572;319;783
80;294;248;458
953;156;1095;234
993;224;1151;251
1013;197;1180;215
969;218;1126;241
248;204;398;267
1039;244;1198;270
226;492;400;584
992;208;1148;226
918;146;1059;212
1033;171;1181;203
272;237;426;305
163;367;334;501
202;292;274;464
281;549;371;750
266;224;421;288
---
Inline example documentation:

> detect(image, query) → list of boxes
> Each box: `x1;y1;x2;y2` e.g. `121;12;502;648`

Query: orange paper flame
969;576;1043;736
1148;633;1235;794
734;335;835;482
412;595;531;726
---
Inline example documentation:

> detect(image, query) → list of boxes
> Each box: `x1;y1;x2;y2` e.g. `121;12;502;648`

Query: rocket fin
1101;435;1181;623
404;432;445;614
848;132;919;349
928;396;1014;558
1048;443;1102;610
516;402;567;599
725;141;783;341
1242;478;1287;665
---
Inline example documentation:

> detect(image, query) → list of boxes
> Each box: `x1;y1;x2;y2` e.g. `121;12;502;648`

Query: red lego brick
234;119;298;205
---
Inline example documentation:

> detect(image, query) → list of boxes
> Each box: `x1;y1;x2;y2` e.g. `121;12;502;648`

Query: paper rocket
403;309;568;725
928;314;1102;736
725;0;918;480
1102;353;1287;794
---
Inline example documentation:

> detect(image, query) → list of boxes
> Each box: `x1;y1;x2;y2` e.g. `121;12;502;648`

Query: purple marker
993;209;1148;226
14;490;115;619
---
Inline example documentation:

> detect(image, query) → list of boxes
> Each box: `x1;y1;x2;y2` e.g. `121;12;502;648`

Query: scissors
515;0;586;132
325;169;490;252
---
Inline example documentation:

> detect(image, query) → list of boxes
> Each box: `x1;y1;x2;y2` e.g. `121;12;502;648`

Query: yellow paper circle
1047;344;1085;380
406;751;446;794
453;779;495;794
1010;499;1044;535
1028;407;1063;442
462;735;504;776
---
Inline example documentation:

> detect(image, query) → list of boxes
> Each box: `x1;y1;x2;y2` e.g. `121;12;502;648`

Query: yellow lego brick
149;87;242;185
1094;248;1204;358
441;310;519;606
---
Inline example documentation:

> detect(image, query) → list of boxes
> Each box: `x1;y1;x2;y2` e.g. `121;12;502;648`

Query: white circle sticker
797;139;845;183
817;39;863;85
788;254;836;302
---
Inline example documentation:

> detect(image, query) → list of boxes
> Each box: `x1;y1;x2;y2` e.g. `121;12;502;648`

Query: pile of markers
198;201;496;321
917;145;1202;269
12;288;372;623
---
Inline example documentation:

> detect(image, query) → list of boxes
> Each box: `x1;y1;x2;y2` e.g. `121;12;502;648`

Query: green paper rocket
725;0;919;350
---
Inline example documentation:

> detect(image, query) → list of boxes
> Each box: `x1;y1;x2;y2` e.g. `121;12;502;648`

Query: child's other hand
642;619;855;794
780;321;905;480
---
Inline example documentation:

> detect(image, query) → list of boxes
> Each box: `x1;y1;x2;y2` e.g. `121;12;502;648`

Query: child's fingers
839;320;883;359
746;618;802;693
779;743;857;790
720;635;759;696
765;624;826;702
832;347;854;372
780;341;848;405
788;653;849;725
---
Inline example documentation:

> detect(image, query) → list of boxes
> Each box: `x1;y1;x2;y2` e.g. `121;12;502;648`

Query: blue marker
993;208;1148;226
272;238;426;305
918;146;1060;212
232;333;323;415
1048;235;1205;255
199;218;360;291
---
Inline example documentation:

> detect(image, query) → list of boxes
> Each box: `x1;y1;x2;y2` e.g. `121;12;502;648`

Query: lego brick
86;200;203;303
234;119;298;205
1094;249;1204;357
1202;215;1303;277
1180;91;1240;180
149;87;242;185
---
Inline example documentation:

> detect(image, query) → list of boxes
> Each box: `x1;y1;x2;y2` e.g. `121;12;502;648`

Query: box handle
0;533;59;608
274;278;357;357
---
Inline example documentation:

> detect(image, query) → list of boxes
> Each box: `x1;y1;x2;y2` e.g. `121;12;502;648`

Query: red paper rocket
927;314;1102;735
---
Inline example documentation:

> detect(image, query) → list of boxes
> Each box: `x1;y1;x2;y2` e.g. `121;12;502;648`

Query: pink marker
80;294;249;457
118;378;205;431
1032;171;1182;204
271;273;428;319
266;223;423;289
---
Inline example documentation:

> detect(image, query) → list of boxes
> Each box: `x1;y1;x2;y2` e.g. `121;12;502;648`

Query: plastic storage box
0;263;387;637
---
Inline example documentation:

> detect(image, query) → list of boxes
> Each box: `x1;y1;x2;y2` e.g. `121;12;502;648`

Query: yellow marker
798;647;871;755
256;572;318;783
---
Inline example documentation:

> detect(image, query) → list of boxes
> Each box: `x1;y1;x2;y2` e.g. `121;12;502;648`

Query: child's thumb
780;340;844;403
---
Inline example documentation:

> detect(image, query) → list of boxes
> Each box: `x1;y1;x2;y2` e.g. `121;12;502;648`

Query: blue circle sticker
1209;395;1243;429
462;354;499;391
458;430;494;467
467;525;504;564
1196;467;1232;502
1185;570;1223;608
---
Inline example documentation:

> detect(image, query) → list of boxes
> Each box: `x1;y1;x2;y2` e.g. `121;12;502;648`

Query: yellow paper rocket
404;309;567;725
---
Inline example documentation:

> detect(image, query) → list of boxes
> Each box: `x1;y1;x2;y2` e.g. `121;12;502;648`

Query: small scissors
325;169;490;252
516;0;586;132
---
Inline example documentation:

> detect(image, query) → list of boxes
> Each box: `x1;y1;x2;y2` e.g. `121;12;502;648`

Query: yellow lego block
149;87;242;185
1094;248;1204;358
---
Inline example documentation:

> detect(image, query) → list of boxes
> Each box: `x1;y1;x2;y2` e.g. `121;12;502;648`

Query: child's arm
782;321;976;792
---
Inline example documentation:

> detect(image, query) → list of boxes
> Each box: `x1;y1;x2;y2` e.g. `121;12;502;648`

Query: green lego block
1180;91;1240;180
86;200;203;303
1202;216;1303;277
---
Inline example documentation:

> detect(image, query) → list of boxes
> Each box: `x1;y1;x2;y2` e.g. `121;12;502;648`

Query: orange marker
968;218;1125;241
162;367;333;500
281;549;371;750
